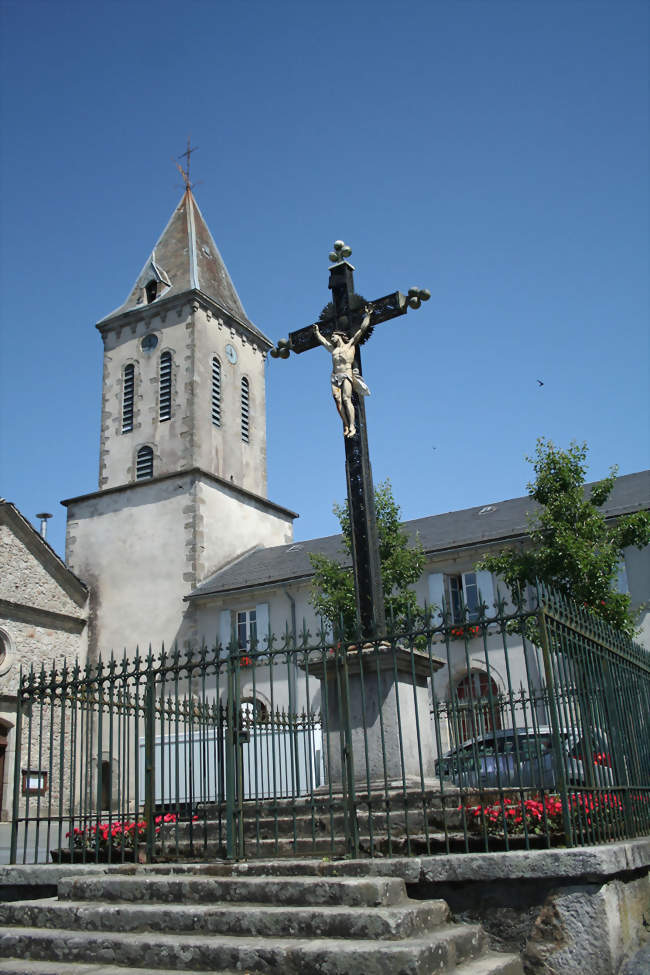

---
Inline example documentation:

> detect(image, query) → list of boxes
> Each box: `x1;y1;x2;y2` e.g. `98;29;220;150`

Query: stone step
106;859;412;879
57;873;408;907
0;924;487;974
156;830;469;860
0;897;450;940
198;788;463;819
182;807;463;839
0;962;245;975
456;952;524;975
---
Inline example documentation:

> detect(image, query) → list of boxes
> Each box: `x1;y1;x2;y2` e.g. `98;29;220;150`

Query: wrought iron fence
11;584;650;864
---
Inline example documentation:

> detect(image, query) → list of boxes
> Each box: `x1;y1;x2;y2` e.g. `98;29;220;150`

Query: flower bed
51;812;184;862
461;791;627;839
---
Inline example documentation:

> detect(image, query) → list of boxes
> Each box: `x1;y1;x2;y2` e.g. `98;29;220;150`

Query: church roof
98;189;270;344
186;470;650;600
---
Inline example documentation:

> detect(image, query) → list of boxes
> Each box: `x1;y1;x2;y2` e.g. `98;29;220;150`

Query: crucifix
271;240;430;639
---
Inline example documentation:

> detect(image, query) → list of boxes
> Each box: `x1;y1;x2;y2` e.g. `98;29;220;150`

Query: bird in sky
537;379;544;386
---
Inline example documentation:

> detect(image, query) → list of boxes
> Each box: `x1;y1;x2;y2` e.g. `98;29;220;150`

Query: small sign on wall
21;769;48;796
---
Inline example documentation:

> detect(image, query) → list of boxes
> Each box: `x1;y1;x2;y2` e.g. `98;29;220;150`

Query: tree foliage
475;439;650;637
309;480;425;638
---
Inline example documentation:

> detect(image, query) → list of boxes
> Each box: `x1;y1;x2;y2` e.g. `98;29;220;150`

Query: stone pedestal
308;644;445;790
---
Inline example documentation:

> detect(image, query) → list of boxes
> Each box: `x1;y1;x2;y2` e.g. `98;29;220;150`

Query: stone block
309;645;444;788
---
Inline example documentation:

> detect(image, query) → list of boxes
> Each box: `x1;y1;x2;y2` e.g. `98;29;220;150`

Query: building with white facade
186;470;650;742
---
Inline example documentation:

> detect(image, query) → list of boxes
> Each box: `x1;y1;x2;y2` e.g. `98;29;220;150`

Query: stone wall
406;840;650;975
0;509;88;824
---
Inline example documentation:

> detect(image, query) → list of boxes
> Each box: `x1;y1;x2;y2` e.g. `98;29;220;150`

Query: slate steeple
99;188;268;344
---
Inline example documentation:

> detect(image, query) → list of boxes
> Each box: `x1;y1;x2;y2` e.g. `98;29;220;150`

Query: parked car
435;726;614;789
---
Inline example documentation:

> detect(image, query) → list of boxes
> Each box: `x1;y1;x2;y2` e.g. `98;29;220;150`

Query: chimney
36;512;53;540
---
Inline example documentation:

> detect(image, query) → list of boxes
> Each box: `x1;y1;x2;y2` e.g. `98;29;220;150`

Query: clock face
225;343;237;364
141;333;159;352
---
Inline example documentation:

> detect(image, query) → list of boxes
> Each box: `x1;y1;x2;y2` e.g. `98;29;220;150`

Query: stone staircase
161;789;486;860
0;861;523;975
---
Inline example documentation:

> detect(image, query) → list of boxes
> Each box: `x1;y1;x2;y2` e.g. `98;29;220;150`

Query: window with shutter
136;445;154;480
237;609;257;649
122;364;134;433
212;357;221;427
444;571;489;623
159;351;172;421
241;377;250;443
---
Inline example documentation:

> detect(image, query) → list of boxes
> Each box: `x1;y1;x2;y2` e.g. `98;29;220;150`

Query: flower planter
50;847;142;864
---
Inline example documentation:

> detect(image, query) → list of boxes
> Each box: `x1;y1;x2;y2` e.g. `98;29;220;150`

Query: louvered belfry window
159;351;172;421
241;377;250;443
136;445;154;480
122;364;135;433
212;357;221;427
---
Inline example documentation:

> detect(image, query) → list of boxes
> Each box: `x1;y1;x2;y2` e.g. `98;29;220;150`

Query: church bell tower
63;187;295;659
97;186;270;495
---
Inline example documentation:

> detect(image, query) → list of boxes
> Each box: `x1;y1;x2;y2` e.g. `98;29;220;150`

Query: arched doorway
454;671;502;742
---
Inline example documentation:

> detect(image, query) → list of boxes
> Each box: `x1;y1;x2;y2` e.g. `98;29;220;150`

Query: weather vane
174;137;199;191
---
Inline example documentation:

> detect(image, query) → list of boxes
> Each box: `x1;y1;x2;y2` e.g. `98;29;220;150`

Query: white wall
66;472;294;659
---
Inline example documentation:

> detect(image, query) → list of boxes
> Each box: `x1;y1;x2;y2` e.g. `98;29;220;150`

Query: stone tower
63;189;295;658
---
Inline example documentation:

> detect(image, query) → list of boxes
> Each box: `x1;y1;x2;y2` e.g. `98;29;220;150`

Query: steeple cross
175;137;199;190
271;242;430;638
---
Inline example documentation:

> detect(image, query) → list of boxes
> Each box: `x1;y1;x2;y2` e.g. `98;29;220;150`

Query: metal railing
11;585;650;864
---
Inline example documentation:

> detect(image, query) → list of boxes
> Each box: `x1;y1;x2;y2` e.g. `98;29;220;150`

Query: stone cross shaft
272;243;429;639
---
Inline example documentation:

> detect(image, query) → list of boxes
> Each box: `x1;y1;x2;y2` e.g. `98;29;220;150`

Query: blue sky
0;0;648;559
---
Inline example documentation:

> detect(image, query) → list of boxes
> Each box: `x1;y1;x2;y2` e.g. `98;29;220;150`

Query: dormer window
145;280;158;304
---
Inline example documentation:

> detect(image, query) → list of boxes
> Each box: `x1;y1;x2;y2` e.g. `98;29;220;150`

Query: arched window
159;351;172;421
241;697;269;724
454;671;502;743
136;446;154;480
241;377;250;443
122;364;135;433
212;357;221;427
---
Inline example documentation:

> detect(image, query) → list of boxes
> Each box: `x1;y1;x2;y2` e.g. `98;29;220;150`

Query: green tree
309;480;425;638
476;439;650;637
